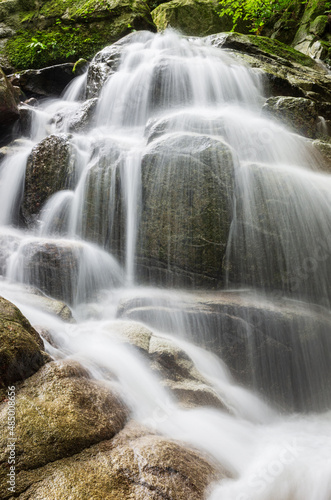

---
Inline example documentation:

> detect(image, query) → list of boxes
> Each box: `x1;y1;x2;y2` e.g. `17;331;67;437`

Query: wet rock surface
21;134;74;224
137;133;234;287
0;296;48;391
117;290;331;412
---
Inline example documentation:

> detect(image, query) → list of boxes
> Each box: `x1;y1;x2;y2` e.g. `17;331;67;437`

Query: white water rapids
1;30;331;499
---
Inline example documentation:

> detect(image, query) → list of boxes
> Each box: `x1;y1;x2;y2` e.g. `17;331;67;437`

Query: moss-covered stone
208;31;319;68
137;133;234;287
4;0;155;70
0;359;129;486
0;296;47;391
151;0;232;36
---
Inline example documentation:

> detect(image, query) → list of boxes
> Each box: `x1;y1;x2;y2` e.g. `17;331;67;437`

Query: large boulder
151;0;232;36
206;32;331;104
2;421;225;499
117;290;331;412
21;134;74;224
137;133;234;286
0;296;48;392
262;96;319;137
10;238;124;305
0;359;129;477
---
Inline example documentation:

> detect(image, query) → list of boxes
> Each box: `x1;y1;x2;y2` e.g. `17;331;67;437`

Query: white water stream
0;30;331;499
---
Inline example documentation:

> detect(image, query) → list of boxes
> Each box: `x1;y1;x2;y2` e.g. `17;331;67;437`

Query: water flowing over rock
117;290;331;411
22;134;74;224
0;29;331;500
262;96;319;137
138;133;234;286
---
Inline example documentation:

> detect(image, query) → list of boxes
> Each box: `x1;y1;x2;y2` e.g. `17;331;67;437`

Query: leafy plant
218;0;308;34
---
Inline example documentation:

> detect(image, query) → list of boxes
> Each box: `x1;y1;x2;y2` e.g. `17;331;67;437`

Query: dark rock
0;67;19;130
262;96;319;137
11;63;76;98
21;133;74;223
137;133;234;287
117;290;331;412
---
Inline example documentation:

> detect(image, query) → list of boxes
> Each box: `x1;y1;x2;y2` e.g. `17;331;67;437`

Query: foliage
218;0;309;33
6;22;110;69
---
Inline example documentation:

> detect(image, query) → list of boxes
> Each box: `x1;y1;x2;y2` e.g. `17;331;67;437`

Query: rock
206;32;331;104
0;359;129;480
11;238;124;305
148;335;229;410
0;66;19;130
310;15;328;36
86;31;154;98
151;0;232;36
4;0;155;71
21;133;74;224
0;296;47;391
4;421;224;500
10;63;76;98
262;96;319;137
106;320;228;409
293;0;330;49
137;133;234;286
117;290;331;411
312;138;331;170
56;97;98;133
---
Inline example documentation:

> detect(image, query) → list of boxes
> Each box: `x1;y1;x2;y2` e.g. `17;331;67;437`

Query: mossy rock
137;132;234;287
0;359;129;488
310;14;328;36
208;31;319;69
0;296;47;390
4;0;155;70
151;0;232;36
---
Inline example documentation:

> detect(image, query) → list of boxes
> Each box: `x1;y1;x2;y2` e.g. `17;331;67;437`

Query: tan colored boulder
0;296;47;391
12;421;226;500
0;359;129;488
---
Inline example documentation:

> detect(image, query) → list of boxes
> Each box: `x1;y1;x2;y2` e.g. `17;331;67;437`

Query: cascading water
1;29;331;499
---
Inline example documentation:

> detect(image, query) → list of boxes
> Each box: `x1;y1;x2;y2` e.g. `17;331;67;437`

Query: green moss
226;32;318;68
6;24;116;69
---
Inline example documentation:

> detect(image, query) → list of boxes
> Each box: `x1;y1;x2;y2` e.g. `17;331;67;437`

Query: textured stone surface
151;0;232;36
137;133;234;286
262;96;319;137
0;359;129;480
5;421;225;500
0;296;47;390
22;133;74;223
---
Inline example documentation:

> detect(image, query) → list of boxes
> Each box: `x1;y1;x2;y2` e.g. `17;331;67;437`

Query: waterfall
1;30;331;499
